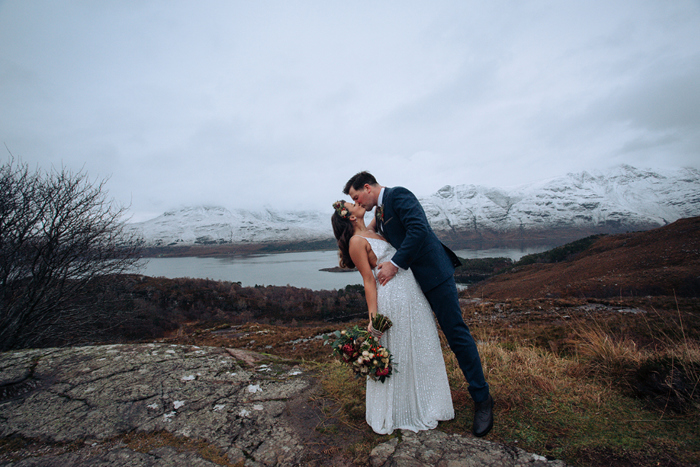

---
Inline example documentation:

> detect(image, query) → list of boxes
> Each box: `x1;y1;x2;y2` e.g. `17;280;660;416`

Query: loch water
136;246;552;291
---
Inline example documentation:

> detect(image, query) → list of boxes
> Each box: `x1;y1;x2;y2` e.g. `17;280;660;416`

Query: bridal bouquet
324;314;394;383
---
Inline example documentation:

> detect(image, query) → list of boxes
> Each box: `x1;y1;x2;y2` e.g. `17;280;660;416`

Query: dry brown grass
573;326;641;377
121;431;242;466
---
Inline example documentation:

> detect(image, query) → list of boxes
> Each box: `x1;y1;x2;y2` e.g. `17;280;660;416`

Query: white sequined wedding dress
362;236;454;434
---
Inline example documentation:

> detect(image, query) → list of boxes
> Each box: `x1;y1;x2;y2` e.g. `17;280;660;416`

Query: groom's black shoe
472;395;494;437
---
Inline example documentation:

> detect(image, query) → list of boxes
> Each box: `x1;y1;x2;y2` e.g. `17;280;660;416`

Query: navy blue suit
379;186;490;403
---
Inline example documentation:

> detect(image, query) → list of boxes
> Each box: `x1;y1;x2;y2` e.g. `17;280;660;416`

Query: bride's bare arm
348;237;378;323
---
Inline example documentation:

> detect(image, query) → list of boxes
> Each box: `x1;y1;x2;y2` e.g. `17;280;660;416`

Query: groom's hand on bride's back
377;262;398;285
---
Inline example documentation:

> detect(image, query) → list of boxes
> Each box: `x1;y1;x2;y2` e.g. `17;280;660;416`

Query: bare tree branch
0;158;143;350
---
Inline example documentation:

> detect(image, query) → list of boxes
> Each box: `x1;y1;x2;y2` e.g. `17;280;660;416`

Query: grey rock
9;446;223;467
1;344;567;466
370;437;399;467
1;344;310;466
370;430;568;467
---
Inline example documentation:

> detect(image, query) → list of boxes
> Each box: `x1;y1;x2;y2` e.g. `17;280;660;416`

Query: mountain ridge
128;165;700;250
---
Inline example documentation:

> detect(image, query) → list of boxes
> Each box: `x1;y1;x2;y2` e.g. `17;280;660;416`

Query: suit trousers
423;276;490;403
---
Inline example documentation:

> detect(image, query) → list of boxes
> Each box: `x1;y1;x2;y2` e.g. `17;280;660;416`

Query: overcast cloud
1;1;699;221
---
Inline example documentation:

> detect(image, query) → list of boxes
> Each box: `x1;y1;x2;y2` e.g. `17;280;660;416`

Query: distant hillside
128;206;332;250
128;165;700;250
427;165;700;248
469;216;700;299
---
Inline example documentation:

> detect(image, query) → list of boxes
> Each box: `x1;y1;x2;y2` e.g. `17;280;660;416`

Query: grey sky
1;1;699;222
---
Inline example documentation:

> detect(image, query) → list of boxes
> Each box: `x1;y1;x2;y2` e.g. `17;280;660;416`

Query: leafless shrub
0;158;142;350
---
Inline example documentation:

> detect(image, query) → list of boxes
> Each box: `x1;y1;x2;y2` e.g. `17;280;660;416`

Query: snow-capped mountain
129;166;700;247
128;206;331;247
424;165;700;236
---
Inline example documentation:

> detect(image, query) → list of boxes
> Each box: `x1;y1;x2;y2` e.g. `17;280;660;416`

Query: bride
331;200;454;434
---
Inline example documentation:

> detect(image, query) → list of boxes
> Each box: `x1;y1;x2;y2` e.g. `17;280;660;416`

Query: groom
344;171;494;437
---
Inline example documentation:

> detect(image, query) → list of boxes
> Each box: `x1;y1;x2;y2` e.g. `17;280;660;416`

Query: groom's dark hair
343;171;378;195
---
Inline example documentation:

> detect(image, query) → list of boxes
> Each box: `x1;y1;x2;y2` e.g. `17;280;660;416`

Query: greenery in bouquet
370;313;393;337
324;322;394;383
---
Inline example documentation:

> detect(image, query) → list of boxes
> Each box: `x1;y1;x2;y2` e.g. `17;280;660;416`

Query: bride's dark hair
331;203;355;269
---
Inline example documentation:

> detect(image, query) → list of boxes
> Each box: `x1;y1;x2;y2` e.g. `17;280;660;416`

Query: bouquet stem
369;313;393;338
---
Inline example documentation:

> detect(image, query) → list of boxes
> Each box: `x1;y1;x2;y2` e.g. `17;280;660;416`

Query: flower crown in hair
333;200;350;218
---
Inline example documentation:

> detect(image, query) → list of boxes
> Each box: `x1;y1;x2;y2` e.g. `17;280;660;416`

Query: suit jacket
379;186;461;293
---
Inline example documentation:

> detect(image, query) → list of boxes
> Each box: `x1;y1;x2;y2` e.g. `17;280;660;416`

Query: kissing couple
332;171;494;437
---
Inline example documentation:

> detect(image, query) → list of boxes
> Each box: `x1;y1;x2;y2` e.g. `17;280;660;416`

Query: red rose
376;368;389;377
342;344;354;354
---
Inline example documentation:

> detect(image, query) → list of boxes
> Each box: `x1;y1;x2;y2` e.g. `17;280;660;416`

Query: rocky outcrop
1;344;566;466
370;430;566;467
1;344;308;466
